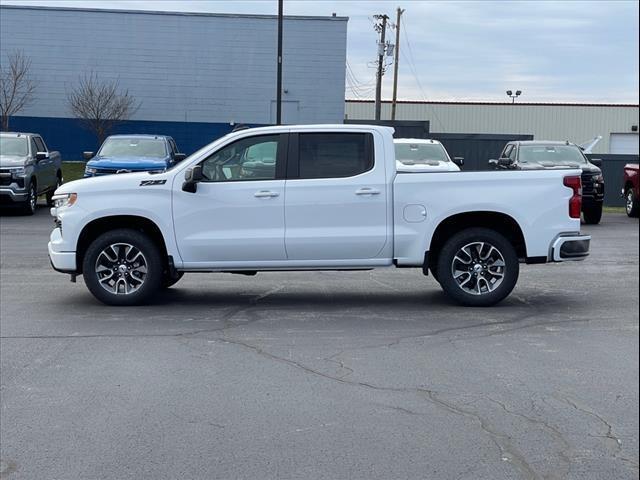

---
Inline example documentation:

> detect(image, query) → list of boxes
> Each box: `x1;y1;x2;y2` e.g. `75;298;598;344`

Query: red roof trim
345;99;639;108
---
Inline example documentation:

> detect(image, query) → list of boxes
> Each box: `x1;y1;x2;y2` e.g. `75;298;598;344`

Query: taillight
564;175;582;219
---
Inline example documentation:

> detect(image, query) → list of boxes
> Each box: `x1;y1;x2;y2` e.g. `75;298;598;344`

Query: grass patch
603;206;626;214
62;162;86;183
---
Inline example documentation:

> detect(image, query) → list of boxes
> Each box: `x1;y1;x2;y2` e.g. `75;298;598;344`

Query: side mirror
36;151;49;161
488;159;499;169
498;157;515;168
590;158;603;167
83;151;94;160
452;156;464;167
182;165;203;193
174;153;187;162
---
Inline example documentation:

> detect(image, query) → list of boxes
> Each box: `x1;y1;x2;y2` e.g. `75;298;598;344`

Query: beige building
345;100;639;155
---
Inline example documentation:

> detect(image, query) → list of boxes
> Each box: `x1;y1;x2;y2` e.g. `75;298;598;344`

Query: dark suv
489;141;604;224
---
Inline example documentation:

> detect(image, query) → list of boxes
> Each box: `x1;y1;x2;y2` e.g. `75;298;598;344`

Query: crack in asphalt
3;281;636;479
558;396;639;472
212;335;544;479
483;396;572;479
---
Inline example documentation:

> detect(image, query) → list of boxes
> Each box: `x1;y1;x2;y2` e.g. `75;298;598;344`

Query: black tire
162;271;184;288
82;228;163;306
436;228;519;307
625;188;639;218
582;204;603;225
46;172;62;207
19;181;37;215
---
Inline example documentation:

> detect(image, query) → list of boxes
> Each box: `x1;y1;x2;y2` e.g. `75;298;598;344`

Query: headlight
85;167;97;175
52;193;77;208
8;166;26;177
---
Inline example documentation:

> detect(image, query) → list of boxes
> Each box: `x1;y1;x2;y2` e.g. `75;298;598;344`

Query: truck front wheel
436;228;519;307
626;189;639;217
582;204;603;225
82;229;163;306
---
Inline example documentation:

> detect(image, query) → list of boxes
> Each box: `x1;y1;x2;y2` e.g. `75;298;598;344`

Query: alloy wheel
451;241;506;296
95;243;148;295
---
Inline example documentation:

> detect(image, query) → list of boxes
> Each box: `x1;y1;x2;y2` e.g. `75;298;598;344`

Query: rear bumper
550;234;591;262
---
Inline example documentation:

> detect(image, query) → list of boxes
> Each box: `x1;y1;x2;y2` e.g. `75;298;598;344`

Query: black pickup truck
489;140;604;224
0;132;62;215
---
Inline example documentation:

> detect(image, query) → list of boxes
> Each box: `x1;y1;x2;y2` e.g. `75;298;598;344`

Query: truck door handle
254;190;279;198
355;187;380;196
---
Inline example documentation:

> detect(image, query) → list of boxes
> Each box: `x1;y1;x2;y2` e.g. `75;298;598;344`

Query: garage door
610;133;639;154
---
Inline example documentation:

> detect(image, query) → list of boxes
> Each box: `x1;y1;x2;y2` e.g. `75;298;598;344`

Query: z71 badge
140;179;167;186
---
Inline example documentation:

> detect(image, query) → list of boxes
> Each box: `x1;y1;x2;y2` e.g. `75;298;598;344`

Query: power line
400;17;446;131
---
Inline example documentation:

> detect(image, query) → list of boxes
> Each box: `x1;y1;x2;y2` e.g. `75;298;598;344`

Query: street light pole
391;7;404;121
276;0;283;124
374;14;388;121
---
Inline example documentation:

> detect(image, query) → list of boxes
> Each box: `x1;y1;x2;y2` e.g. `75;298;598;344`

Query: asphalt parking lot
1;207;638;480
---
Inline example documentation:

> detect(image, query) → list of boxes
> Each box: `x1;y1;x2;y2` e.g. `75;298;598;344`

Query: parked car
622;163;639;217
49;125;591;307
0;132;62;214
489;141;605;224
83;135;186;177
394;138;463;172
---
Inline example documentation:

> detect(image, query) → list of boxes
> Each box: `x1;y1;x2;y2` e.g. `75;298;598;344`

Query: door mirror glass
182;165;203;193
174;153;187;162
83;151;94;160
452;156;464;167
589;158;603;167
36;151;49;161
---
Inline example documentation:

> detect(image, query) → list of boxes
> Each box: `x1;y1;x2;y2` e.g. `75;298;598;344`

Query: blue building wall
8;116;262;159
1;5;347;158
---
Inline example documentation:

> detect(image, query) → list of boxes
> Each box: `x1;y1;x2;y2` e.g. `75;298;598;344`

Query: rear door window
293;133;373;179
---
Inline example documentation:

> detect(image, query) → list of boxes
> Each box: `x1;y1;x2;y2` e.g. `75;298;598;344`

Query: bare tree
0;50;36;131
67;72;140;144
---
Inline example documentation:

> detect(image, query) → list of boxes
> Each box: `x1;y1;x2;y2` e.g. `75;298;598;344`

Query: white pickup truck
48;125;590;307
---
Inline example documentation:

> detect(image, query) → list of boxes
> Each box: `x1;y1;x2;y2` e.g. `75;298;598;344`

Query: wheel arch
427;211;527;273
76;215;168;273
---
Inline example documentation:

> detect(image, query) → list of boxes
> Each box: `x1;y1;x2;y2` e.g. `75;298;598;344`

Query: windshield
99;138;166;158
518;145;587;166
395;142;449;164
0;137;28;156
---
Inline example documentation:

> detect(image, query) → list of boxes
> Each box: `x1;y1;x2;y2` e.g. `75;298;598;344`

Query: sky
3;0;639;103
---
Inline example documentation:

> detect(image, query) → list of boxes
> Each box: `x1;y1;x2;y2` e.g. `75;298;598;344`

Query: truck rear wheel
82;229;163;306
582;204;603;225
436;228;519;307
626;189;639;218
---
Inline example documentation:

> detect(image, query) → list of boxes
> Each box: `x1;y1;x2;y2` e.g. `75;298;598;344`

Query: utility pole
276;0;283;124
391;7;404;121
374;14;388;121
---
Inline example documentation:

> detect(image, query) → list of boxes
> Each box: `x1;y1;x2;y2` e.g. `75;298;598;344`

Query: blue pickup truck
83;135;186;177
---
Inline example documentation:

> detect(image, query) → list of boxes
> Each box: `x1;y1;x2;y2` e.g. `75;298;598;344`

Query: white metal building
345;100;640;155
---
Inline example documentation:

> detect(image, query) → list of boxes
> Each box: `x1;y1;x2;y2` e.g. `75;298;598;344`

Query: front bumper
550;234;591;262
0;187;29;204
48;228;77;273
